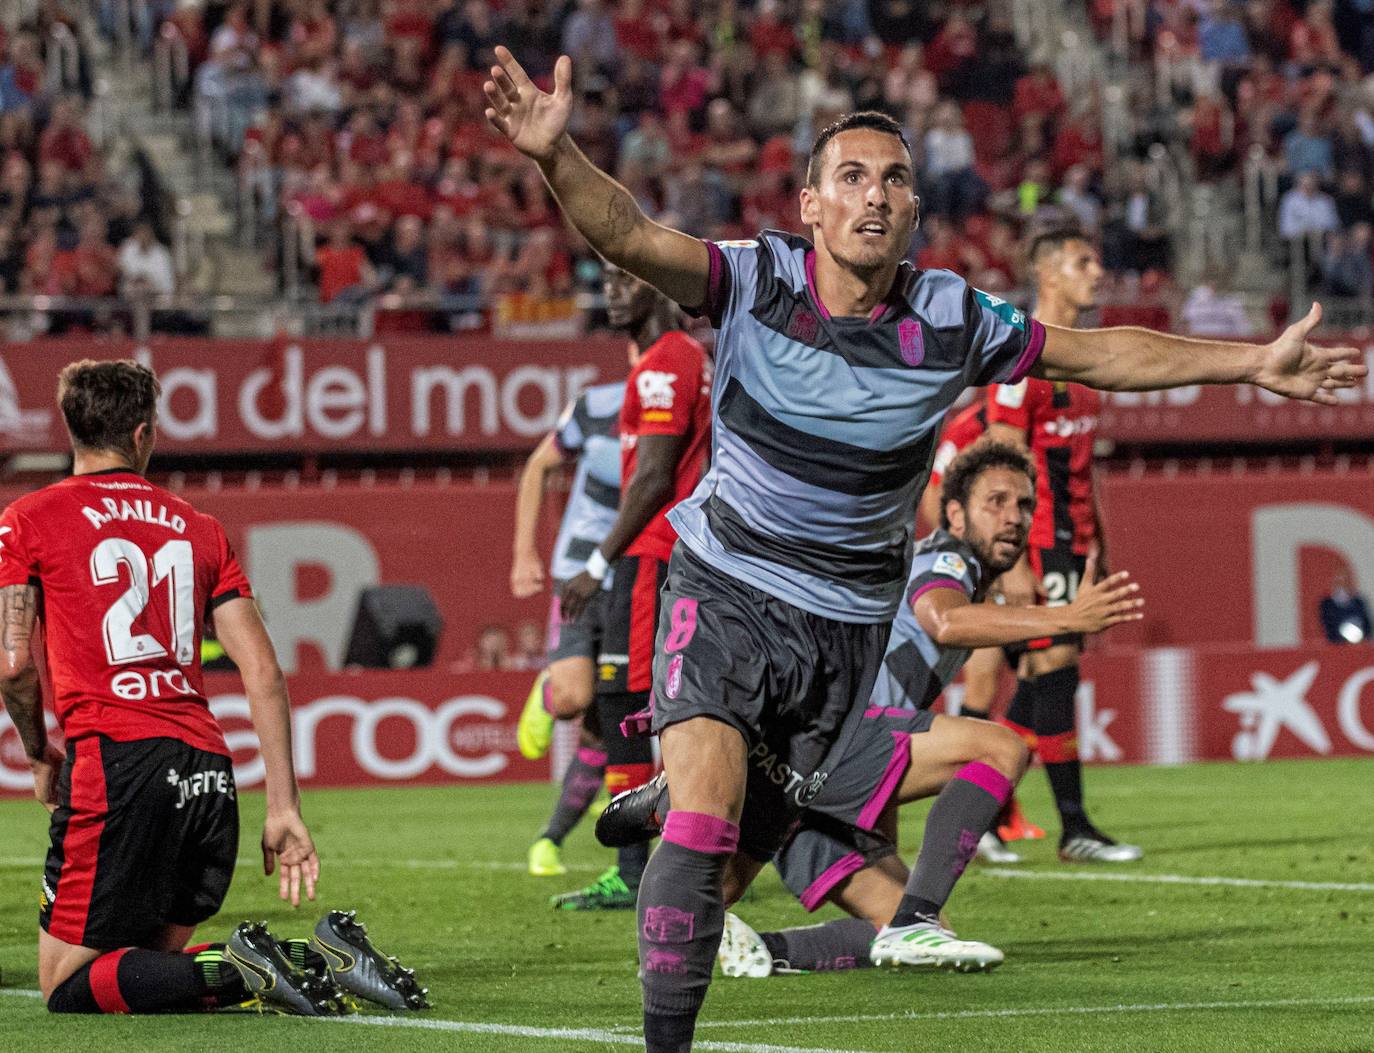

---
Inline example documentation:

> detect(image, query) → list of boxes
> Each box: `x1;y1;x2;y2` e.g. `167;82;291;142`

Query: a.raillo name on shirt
82;497;187;534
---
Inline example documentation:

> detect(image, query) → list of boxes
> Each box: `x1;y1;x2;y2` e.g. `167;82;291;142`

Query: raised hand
1065;551;1144;634
483;46;573;163
1256;303;1367;405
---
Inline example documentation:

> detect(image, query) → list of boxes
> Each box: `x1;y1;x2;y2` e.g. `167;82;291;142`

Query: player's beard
966;522;1025;577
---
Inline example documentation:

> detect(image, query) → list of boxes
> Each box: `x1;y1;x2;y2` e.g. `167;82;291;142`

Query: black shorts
1006;546;1088;657
41;736;239;949
650;545;890;861
595;555;668;695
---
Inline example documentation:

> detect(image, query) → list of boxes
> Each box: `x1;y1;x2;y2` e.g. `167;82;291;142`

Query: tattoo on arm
1;583;37;663
0;584;44;760
604;189;636;241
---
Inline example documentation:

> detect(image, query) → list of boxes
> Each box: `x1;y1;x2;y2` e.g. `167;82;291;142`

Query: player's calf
46;941;254;1014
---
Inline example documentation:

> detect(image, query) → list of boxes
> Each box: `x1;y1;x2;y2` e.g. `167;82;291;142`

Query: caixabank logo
1223;660;1374;761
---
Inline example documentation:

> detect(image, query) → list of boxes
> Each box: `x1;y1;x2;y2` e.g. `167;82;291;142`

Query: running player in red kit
0;360;342;1015
987;227;1142;863
551;266;712;909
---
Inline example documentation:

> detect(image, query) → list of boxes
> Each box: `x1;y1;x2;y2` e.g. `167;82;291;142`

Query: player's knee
546;676;592;719
981;724;1030;782
45;965;97;1013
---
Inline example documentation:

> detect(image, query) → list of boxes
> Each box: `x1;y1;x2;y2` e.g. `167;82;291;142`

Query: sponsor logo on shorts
599;663;618;682
642;906;695;944
168;767;236;810
665;655;683;698
748;742;829;806
40;879;54;911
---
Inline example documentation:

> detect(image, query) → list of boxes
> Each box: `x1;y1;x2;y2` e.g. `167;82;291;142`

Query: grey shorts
650;545;891;861
773;704;935;910
545;582;606;666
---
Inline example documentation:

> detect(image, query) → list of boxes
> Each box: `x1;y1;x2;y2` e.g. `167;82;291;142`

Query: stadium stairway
94;42;273;308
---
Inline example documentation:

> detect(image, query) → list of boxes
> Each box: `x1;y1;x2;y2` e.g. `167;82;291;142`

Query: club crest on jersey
788;307;820;344
933;552;968;579
898;318;924;366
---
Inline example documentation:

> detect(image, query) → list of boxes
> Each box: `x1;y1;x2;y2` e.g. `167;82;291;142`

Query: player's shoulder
582;379;627;418
906;268;971;329
912;529;982;583
642;329;707;370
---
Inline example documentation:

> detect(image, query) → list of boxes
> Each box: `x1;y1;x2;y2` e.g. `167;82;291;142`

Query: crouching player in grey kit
482;43;1364;1051
603;442;1143;973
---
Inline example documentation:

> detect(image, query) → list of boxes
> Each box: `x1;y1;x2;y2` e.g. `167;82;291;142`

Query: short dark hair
938;440;1035;530
58;359;160;456
806;111;911;187
1027;224;1090;266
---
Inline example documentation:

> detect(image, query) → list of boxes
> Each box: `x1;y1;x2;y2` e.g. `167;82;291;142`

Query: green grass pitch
2;757;1372;1052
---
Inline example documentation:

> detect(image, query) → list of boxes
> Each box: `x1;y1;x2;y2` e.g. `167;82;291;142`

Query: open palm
1258;303;1366;405
483;46;573;163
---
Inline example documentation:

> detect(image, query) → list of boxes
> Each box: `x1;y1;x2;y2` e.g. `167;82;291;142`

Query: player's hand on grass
30;743;63;813
262;810;319;907
560;570;599;624
998;560;1045;608
1066;551;1143;634
483;47;573;163
1256;302;1366;405
511;549;545;599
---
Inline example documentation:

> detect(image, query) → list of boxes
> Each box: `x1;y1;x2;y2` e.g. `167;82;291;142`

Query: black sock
47;945;248;1014
618;839;649;887
542;746;607;846
638;811;738;1053
961;707;991;720
1004;677;1035;733
890;762;1012;928
1029;665;1090;835
759;917;876;972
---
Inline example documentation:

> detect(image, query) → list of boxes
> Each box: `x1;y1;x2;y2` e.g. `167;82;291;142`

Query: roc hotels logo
0;356;52;443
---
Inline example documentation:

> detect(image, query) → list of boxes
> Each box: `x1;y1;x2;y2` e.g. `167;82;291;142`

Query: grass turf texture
2;758;1372;1052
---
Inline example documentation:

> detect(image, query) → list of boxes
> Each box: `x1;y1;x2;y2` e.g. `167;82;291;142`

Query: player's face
800;129;918;275
957;467;1034;575
1043;239;1103;310
603;266;658;331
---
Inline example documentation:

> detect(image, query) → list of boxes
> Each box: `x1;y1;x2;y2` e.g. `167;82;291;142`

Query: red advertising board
1095;338;1374;442
944;644;1374;767
5;646;1371;794
0;671;548;793
1097;470;1374;649
0;336;626;453
2;335;1370;452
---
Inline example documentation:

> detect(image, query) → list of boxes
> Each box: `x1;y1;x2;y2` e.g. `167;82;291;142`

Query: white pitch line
333;1014;883;1052
0;856;602;874
977;868;1374;893
694;995;1374;1030
0;990;875;1053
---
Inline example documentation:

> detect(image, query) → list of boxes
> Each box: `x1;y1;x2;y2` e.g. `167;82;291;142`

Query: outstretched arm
483;47;709;307
1037;303;1365;404
914;554;1142;649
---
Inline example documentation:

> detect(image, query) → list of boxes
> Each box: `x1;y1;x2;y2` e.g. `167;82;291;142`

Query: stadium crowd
110;0;1354;308
1;1;1371;314
0;4;189;319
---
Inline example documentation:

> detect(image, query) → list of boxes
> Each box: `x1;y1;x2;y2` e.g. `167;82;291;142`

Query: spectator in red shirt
1052;104;1105;178
38;95;94;175
614;0;661;62
314;220;374;303
659;40;712;118
1013;63;1066;125
71;216;117;296
749;0;795;60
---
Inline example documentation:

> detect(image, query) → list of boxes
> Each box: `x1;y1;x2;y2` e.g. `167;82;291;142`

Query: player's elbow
0;655;35;686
